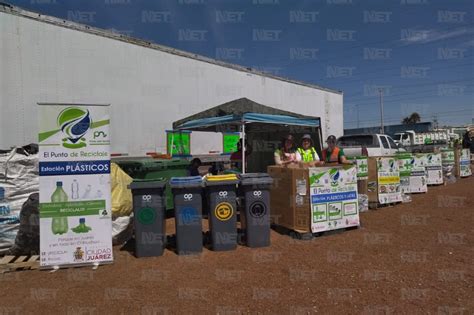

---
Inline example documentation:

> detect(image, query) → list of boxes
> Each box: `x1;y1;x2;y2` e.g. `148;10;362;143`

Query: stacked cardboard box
268;166;311;233
268;165;360;233
348;156;368;212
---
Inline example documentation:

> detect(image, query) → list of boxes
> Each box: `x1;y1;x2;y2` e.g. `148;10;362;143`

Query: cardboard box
268;165;311;233
396;153;427;194
367;157;402;205
348;156;368;212
268;164;360;233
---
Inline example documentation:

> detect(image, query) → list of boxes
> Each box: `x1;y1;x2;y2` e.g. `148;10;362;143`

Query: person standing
297;134;321;166
274;135;301;165
321;135;351;164
230;139;252;172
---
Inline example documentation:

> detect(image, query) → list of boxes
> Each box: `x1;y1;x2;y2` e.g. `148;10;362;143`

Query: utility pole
355;104;360;129
379;88;384;134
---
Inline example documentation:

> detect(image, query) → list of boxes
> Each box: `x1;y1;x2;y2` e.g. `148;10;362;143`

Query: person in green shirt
296;134;321;166
321;135;352;164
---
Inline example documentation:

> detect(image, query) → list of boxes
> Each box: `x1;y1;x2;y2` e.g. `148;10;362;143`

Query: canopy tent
172;98;322;173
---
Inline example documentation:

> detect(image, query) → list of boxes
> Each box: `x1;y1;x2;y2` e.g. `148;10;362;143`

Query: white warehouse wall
0;9;343;155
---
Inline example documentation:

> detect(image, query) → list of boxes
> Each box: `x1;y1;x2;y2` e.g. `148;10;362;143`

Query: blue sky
8;0;473;129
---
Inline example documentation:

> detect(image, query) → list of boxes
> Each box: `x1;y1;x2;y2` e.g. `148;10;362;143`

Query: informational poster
223;133;240;154
309;166;359;233
420;153;443;185
38;104;113;268
459;149;472;177
376;157;402;204
396;153;427;194
348;156;368;180
166;131;191;156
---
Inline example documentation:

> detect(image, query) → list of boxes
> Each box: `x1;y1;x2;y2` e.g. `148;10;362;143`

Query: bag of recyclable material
111;163;133;218
0;148;39;253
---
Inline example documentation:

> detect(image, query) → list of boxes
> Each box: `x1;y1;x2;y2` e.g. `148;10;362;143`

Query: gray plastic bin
129;179;167;257
205;175;239;251
170;176;203;255
239;173;273;248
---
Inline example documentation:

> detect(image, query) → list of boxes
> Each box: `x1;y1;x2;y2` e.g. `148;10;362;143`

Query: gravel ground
1;176;473;314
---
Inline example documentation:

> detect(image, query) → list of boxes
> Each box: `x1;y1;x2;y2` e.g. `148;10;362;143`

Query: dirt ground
1;176;473;314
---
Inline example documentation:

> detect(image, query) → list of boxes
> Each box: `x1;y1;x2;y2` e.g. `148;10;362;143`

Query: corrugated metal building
0;4;343;155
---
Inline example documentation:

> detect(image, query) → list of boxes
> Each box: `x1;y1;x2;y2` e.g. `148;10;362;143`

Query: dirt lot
1;176;473;314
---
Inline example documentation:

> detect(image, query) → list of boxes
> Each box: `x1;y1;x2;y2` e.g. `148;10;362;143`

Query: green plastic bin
114;158;190;210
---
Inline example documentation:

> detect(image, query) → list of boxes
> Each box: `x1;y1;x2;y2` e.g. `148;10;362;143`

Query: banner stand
38;103;113;269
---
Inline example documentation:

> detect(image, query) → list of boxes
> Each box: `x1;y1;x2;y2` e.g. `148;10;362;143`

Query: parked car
337;134;405;157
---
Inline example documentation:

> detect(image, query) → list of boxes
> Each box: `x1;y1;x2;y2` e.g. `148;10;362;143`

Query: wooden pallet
0;255;40;273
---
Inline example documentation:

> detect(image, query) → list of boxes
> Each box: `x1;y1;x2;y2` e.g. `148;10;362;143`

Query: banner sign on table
459;149;472;177
348;156;368;180
376;157;402;204
38;103;113;268
420;153;443;185
396;153;427;194
309;166;359;233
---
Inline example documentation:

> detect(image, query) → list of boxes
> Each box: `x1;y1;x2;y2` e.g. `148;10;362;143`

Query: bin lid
169;176;203;188
239;173;274;186
205;174;239;186
129;178;167;190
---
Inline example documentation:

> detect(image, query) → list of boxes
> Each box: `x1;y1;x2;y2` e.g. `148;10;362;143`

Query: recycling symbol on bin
180;207;197;225
249;201;266;218
137;207;156;225
215;202;233;221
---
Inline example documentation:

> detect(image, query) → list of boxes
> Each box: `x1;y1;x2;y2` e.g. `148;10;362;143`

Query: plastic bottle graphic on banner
38;104;112;268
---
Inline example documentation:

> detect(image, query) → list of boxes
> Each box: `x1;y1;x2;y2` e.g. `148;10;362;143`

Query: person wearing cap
321;135;351;164
274;135;301;165
297;134;321;166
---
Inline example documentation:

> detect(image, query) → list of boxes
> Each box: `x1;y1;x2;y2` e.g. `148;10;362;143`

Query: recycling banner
420;153;443;185
376;157;402;204
396;153;427;194
309;166;360;233
38;104;113;268
459;149;472;177
347;156;368;180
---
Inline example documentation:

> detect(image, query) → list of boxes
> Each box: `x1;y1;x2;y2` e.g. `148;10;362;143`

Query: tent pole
242;123;246;174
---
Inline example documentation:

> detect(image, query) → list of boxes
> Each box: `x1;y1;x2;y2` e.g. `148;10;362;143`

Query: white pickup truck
337;134;405;157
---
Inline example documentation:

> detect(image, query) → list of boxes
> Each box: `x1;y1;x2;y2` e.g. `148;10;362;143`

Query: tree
401;112;421;124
